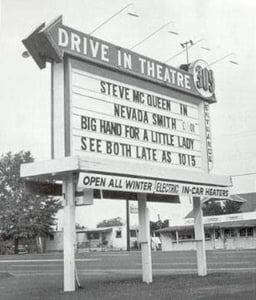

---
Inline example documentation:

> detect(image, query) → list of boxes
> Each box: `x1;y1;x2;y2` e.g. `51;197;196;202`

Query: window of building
204;230;211;239
116;230;122;238
230;229;236;237
224;229;230;238
171;232;177;241
179;233;194;240
87;232;100;240
50;235;54;241
239;228;246;237
215;229;221;239
186;234;194;239
247;227;254;237
130;230;137;238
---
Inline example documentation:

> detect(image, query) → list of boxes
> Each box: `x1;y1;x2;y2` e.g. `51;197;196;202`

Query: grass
0;271;256;300
0;272;13;279
1;250;256;299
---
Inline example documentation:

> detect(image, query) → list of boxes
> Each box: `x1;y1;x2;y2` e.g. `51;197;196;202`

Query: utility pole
126;199;130;251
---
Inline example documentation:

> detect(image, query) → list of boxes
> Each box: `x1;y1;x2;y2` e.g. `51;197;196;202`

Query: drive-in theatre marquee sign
22;16;230;199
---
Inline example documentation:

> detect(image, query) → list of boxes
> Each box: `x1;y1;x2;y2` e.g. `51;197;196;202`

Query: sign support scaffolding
20;15;233;293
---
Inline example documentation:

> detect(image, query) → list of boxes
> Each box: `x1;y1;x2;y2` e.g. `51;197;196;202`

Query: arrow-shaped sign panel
22;16;216;102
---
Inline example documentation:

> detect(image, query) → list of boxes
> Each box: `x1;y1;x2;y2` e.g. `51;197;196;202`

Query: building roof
185;193;256;219
76;227;113;233
157;220;256;233
130;225;139;230
157;211;256;233
239;193;256;212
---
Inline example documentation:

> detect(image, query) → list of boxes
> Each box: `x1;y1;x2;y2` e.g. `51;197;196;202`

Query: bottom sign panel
93;190;180;203
78;172;230;199
24;180;62;196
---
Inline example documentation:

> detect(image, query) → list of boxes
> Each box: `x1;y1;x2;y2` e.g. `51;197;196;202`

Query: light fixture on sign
229;60;239;65
209;53;238;67
90;3;138;35
22;50;30;58
168;30;179;35
129;20;174;50
201;46;211;51
127;12;139;18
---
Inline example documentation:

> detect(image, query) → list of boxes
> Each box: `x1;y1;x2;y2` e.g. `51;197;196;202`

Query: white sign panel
70;64;205;171
77;172;230;199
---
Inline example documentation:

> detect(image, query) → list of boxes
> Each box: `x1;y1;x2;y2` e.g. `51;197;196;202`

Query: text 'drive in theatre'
70;67;203;169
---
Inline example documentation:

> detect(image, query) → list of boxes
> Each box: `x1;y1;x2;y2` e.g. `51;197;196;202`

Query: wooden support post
63;173;76;291
138;193;152;284
193;196;207;276
51;61;65;159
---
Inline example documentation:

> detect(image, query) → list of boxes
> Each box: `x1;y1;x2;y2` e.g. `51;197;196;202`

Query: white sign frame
51;57;210;177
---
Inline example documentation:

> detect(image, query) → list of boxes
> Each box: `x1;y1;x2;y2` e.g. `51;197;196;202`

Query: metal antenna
164;38;204;63
180;40;194;65
130;20;174;50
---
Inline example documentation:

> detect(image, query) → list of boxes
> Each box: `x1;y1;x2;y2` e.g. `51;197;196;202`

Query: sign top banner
22;16;216;103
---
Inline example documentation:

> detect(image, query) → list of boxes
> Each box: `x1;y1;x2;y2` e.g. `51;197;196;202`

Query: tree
150;219;169;236
76;223;85;230
223;200;242;214
202;200;224;216
97;217;123;228
202;199;242;216
0;151;62;254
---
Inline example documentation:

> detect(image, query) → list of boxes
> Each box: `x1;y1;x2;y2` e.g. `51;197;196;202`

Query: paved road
0;249;256;277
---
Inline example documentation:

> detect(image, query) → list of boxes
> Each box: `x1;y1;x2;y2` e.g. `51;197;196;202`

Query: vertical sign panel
204;103;213;170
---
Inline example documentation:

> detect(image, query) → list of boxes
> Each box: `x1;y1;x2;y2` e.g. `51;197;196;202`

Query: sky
0;0;256;228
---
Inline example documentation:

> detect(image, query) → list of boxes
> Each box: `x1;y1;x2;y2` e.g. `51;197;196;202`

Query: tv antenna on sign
180;40;194;65
129;20;177;50
164;38;204;64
